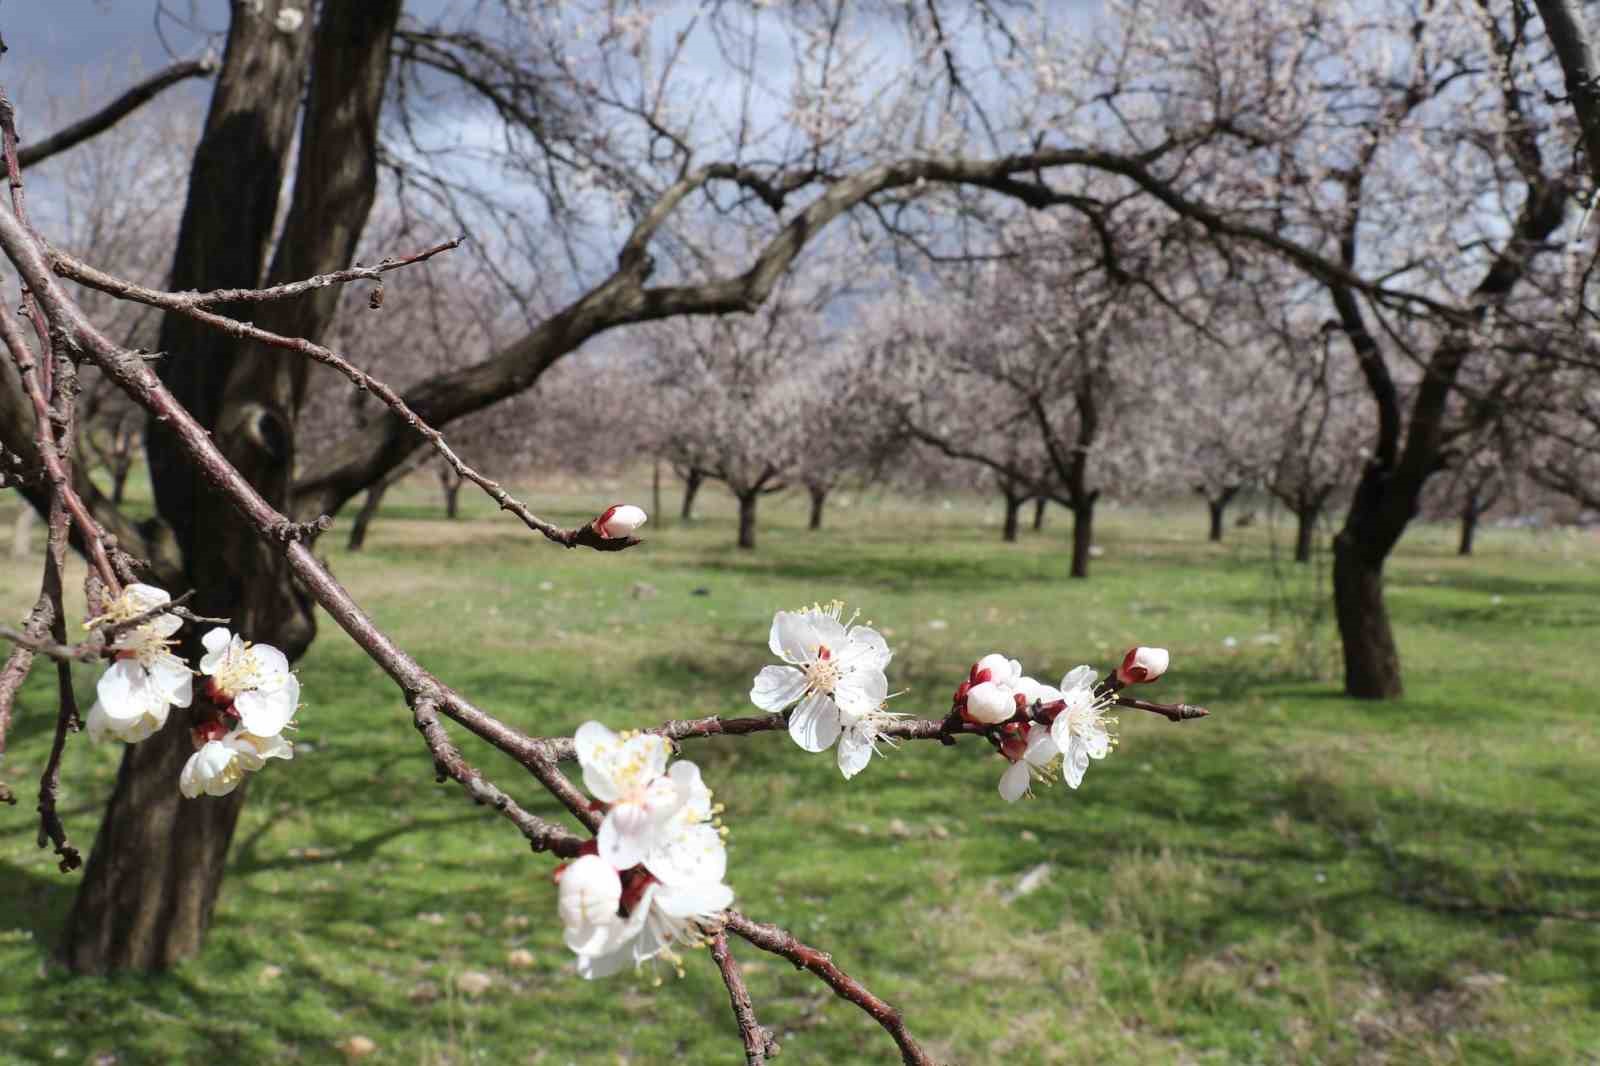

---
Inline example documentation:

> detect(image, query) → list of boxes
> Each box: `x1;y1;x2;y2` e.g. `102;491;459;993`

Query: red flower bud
1117;646;1170;685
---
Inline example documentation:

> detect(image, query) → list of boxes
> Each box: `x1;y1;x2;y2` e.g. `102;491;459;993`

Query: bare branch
16;58;218;170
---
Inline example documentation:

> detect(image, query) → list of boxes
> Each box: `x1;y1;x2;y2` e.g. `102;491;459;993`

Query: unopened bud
964;681;1015;724
1117;646;1169;685
557;854;622;929
595;504;647;539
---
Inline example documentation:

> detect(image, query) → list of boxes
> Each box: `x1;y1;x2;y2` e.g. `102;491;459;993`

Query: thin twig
15;58;218;170
710;929;778;1066
725;911;938;1066
52;250;641;553
410;695;586;856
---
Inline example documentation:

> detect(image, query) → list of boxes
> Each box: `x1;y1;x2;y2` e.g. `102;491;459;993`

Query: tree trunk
807;486;827;531
1208;499;1226;542
109;458;130;505
65;1;399;973
443;479;462;519
1002;493;1023;542
347;480;391;551
1294;505;1319;564
1032;496;1047;531
680;468;704;521
1069;499;1095;579
652;457;662;528
1332;533;1403;698
1458;497;1479;556
737;492;758;549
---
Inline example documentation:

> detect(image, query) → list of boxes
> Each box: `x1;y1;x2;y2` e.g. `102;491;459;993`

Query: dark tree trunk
347;480;391;551
1458;492;1481;556
1002;493;1023;542
807;485;827;531
1032;496;1047;531
1208;500;1226;542
443;478;462;519
1332;532;1403;698
737;491;758;549
1069;499;1095;579
109;455;131;506
65;1;400;974
1293;505;1319;564
680;468;704;521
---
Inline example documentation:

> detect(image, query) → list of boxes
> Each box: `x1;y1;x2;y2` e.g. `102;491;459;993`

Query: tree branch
16;58;218;170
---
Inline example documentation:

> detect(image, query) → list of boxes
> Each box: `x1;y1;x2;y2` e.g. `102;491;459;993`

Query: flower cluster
84;584;192;744
950;646;1170;801
81;585;299;798
558;722;733;978
750;601;897;778
179;628;299;798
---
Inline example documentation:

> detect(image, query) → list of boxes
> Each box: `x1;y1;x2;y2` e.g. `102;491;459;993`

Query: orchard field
1;474;1596;1066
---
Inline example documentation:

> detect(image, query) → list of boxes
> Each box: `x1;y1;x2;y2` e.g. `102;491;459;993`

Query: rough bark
64;1;399;973
737;492;758;549
1332;534;1403;699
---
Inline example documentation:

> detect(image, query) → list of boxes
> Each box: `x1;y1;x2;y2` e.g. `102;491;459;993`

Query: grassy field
0;475;1597;1065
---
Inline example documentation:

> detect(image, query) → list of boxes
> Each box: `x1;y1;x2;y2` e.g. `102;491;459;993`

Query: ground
0;475;1596;1065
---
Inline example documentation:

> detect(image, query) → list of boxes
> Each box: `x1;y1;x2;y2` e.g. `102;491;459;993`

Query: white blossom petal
835;725;875;779
750;664;808;712
833;667;887;721
769;611;819;664
999;760;1032;803
787;691;841;753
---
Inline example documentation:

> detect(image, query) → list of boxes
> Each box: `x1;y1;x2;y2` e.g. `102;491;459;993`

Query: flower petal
833;667;887;721
835;725;875;779
999;760;1031;803
1059;665;1097;693
839;625;892;671
1063;740;1090;789
574;721;623;802
769;611;818;664
235;678;296;737
750;664;808;712
787;691;841;753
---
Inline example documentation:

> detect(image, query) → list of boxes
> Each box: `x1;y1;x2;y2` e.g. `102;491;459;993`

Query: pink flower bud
1117;646;1170;685
964;681;1015;724
595;504;647;539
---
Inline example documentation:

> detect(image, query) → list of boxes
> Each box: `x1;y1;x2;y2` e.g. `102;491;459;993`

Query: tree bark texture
1332;533;1403;699
64;0;401;974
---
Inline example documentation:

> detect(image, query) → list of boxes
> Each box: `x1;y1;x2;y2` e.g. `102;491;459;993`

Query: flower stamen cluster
750;601;896;778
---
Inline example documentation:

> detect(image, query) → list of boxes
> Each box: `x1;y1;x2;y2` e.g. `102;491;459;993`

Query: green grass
1;476;1597;1065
